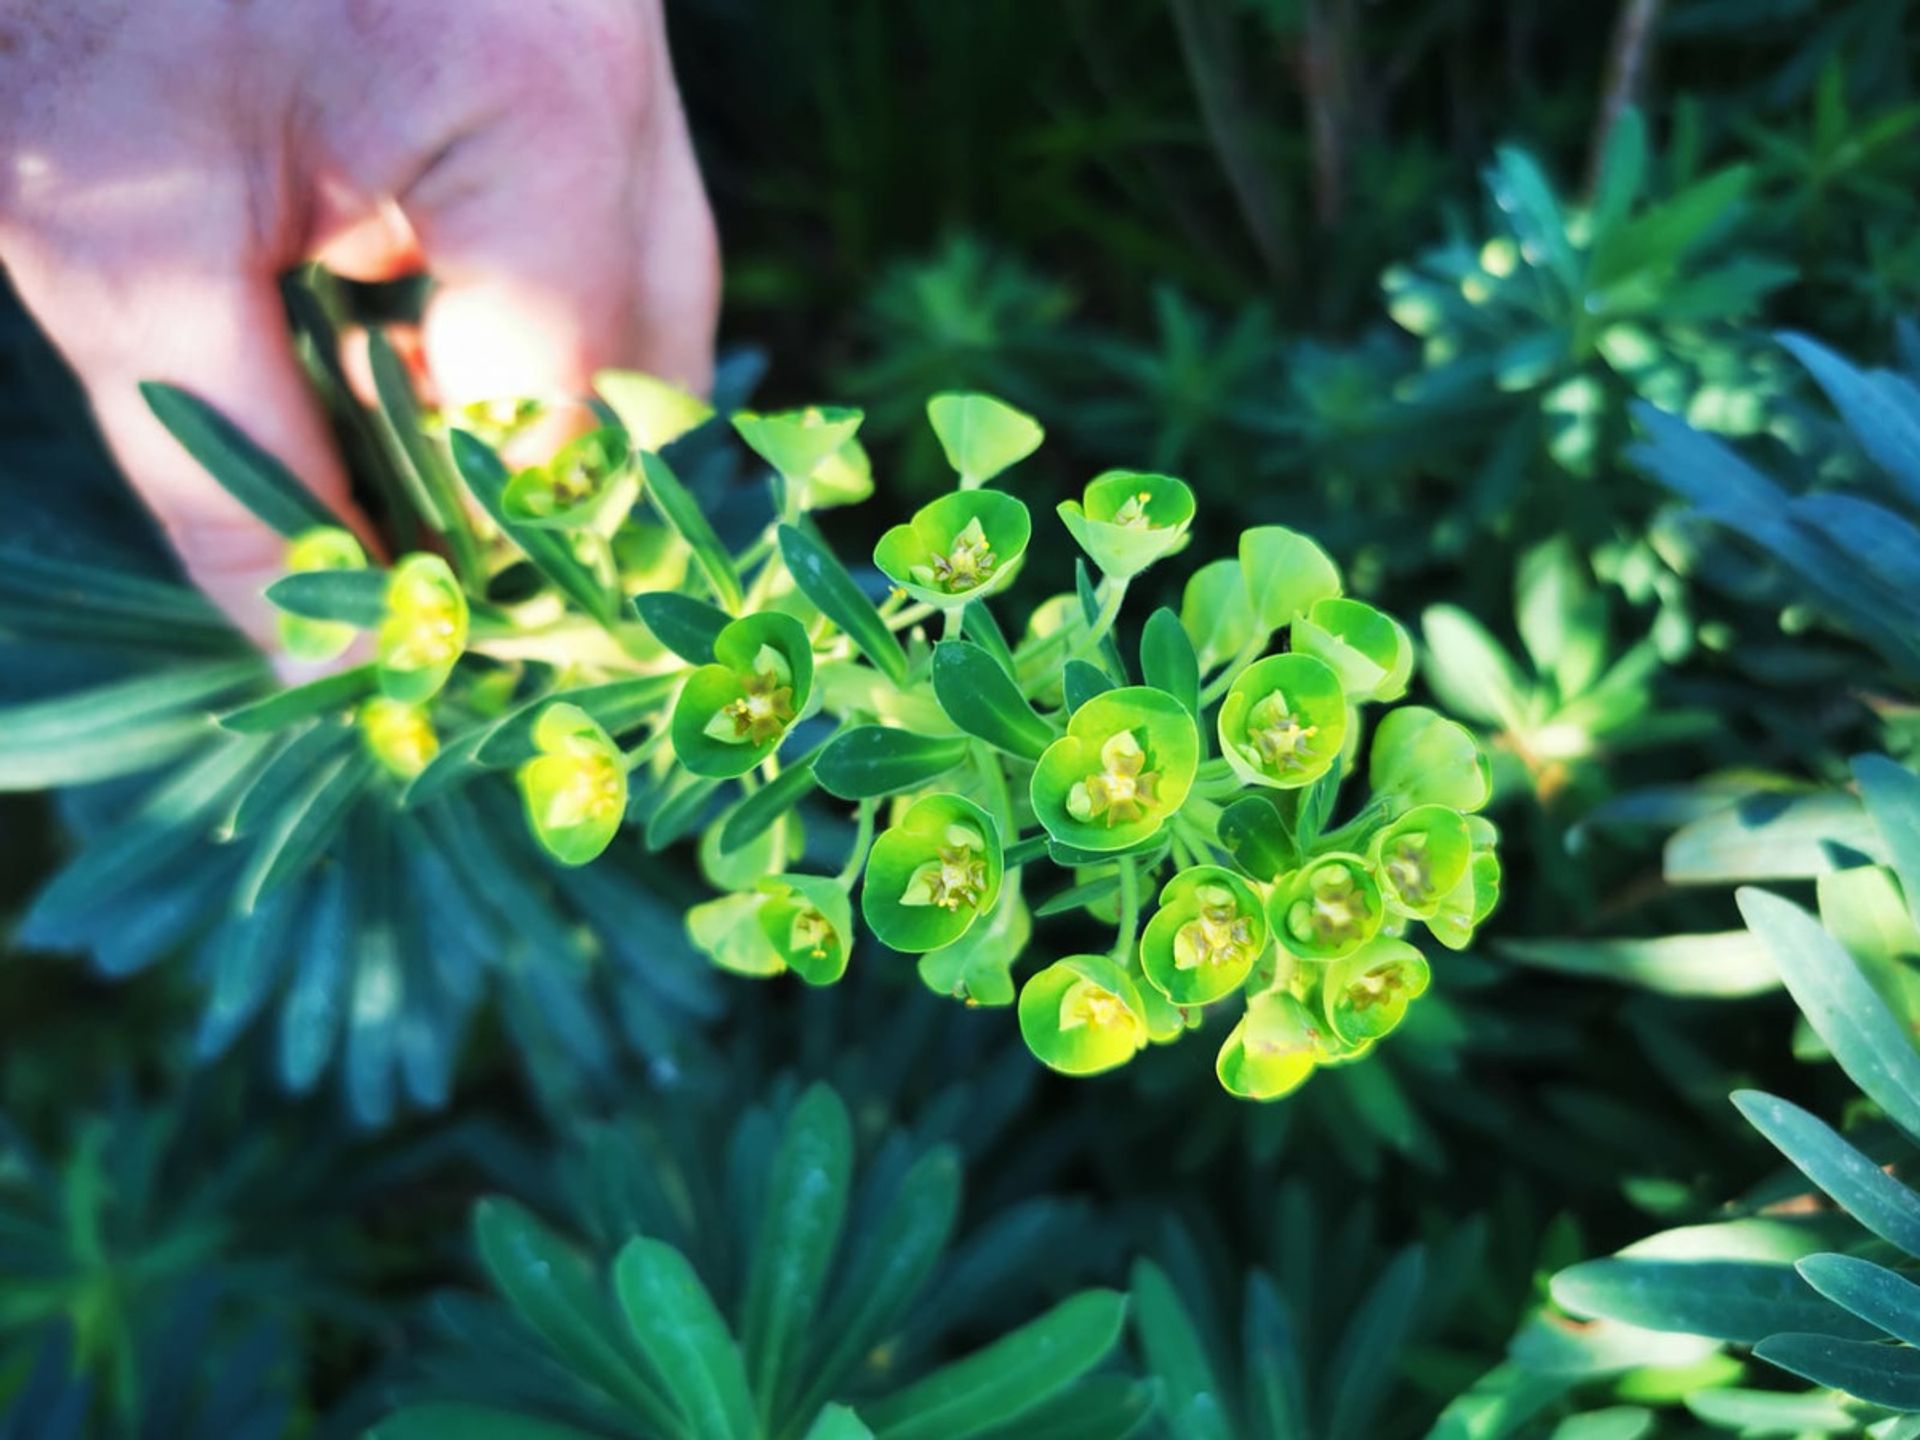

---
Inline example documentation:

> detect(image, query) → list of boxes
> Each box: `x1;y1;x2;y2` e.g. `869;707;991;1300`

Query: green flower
927;392;1044;484
687;892;783;977
594;370;714;453
796;437;874;510
516;702;628;866
1215;990;1320;1101
376;553;468;703
1031;688;1199;852
670;612;815;778
1370;804;1473;919
874;491;1031;608
1217;654;1346;790
1426;815;1502;951
501;427;635;530
755;874;854;985
613;521;691;596
1369;706;1491;814
732;405;864;481
1322;937;1430;1047
359;697;438;780
862;793;1004;953
1056;471;1195;579
1291;598;1412;703
1018;954;1149;1076
1140;865;1267;1006
279;527;366;661
1272;853;1382;961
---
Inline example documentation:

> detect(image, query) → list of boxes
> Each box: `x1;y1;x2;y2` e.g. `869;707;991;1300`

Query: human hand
0;0;719;645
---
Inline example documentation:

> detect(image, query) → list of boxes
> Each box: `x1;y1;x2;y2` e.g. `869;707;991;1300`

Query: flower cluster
265;381;1498;1099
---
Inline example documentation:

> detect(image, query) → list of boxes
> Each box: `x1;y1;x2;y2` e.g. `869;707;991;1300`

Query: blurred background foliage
4;0;1920;1433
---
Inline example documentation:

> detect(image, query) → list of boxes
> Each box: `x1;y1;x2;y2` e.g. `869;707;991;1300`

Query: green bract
1370;706;1492;813
1217;653;1347;790
687;891;784;977
1323;937;1431;1046
1018;954;1149;1075
732;404;865;484
874;490;1031;608
500;427;635;530
754;874;854;985
1140;865;1266;1005
1272;852;1382;961
593;369;713;452
1215;991;1320;1101
1292;597;1413;703
1370;804;1473;919
1427;815;1502;950
1032;688;1199;852
926;391;1043;484
516;703;627;866
862;793;1004;953
278;527;367;661
1056;471;1195;579
376;553;468;703
670;612;815;777
359;696;438;780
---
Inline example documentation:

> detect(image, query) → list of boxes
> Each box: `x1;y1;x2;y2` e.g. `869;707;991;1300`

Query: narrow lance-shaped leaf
641;451;743;613
932;642;1053;761
779;523;910;685
816;727;970;801
142;381;346;537
264;568;389;626
613;1238;758;1440
1854;754;1920;932
634;591;730;665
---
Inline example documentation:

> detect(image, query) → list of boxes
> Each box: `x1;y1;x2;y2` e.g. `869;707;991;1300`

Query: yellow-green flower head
1322;937;1431;1047
279;527;367;662
1273;853;1383;962
1217;654;1347;790
1216;990;1321;1101
926;392;1044;484
1019;954;1149;1076
754;874;855;986
1291;597;1413;703
1056;471;1196;579
1369;706;1492;814
862;793;1004;953
1369;804;1473;920
1140;865;1268;1006
516;702;627;867
732;404;865;480
670;611;815;778
501;427;634;530
1425;814;1502;951
359;696;438;781
376;553;468;703
1032;688;1200;853
874;490;1031;609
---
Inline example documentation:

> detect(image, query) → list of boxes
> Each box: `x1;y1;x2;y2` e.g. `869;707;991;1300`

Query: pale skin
0;0;721;646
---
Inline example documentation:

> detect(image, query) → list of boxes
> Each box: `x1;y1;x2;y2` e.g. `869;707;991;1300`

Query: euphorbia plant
235;377;1500;1100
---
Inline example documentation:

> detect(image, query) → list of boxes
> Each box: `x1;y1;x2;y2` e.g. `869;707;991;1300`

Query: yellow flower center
901;824;990;913
1243;691;1318;776
545;753;625;831
1173;885;1254;970
706;645;798;746
915;516;998;594
1287;865;1372;948
789;907;837;960
1344;964;1411;1015
1058;979;1141;1040
1067;730;1163;827
1111;491;1156;529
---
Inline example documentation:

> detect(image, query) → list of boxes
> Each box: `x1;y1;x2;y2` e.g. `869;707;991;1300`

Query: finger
16;260;370;649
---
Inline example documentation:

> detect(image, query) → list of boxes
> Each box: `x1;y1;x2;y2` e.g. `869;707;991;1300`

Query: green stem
836;799;877;885
1110;857;1141;963
1197;631;1270;707
621;726;669;773
1071;577;1129;663
944;604;968;642
885;600;936;633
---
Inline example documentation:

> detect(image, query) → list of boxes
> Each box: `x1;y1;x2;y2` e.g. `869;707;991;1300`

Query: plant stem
944;604;968;642
1197;632;1269;707
1110;857;1140;963
837;800;877;886
1070;577;1129;664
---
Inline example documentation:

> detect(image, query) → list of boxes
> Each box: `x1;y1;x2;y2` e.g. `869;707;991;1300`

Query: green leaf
1217;794;1298;881
368;1405;609;1440
1666;795;1883;884
1547;1410;1652;1440
1855;755;1920;932
264;568;389;626
932;642;1054;761
449;431;617;624
1552;1254;1869;1344
972;1376;1158;1440
1324;1247;1425;1440
1737;887;1920;1143
1129;1260;1230;1440
1420;606;1528;733
141;381;345;537
646;772;722;852
815;727;970;800
614;1238;758;1440
1753;1332;1920;1410
1063;660;1114;711
779;524;910;685
641;451;743;613
743;1085;854;1426
234;746;372;911
1139;607;1199;716
1496;932;1779;998
721;750;820;853
1779;332;1920;511
865;1290;1128;1440
1682;1387;1859;1436
1735;1091;1920;1259
804;1407;876;1440
1797;1253;1920;1347
635;590;730;664
927;392;1044;483
217;665;377;734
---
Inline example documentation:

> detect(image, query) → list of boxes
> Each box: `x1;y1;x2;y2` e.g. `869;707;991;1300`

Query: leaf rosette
1032;688;1199;853
1056;471;1195;579
861;792;1004;953
1140;865;1267;1005
1217;653;1347;790
1018;953;1150;1076
874;490;1031;609
670;612;815;778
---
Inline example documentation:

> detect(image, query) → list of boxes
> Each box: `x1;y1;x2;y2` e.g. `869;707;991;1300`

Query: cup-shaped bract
670;612;815;778
279;527;367;661
927;392;1044;484
501;427;635;530
1322;937;1431;1047
1018;954;1150;1076
594;370;714;453
1292;597;1413;703
359;696;439;780
1140;865;1267;1005
1370;706;1492;814
687;891;783;977
613;521;691;596
1370;804;1473;919
1032;688;1200;853
862;793;1004;953
796;437;874;511
1217;654;1347;790
517;702;628;866
732;405;864;481
1056;471;1196;580
874;490;1031;608
1272;852;1383;961
1426;815;1502;950
755;874;854;985
377;553;469;703
1215;990;1320;1101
